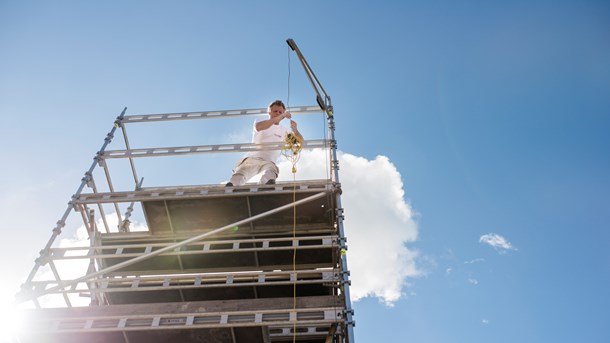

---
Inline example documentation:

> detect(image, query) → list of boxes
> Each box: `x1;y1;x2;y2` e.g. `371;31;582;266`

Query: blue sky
1;1;609;342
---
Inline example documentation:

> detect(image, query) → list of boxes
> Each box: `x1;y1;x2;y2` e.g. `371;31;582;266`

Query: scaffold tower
15;39;355;343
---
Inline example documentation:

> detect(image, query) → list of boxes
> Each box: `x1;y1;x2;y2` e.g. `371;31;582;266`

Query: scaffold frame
16;39;355;343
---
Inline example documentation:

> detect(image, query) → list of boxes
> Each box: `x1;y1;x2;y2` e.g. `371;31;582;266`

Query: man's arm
255;112;290;131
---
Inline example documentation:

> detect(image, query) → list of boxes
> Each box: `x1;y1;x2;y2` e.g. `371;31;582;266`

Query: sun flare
0;292;26;343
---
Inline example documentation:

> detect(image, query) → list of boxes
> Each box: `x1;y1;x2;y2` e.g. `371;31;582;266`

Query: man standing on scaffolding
226;100;304;186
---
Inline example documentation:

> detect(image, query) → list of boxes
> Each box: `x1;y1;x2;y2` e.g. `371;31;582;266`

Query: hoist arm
286;38;333;117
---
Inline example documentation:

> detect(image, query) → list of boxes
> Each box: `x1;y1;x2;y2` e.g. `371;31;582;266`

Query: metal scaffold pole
19;107;127;299
287;38;356;343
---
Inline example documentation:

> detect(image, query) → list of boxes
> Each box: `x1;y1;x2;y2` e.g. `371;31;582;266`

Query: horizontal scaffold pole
74;181;332;204
17;191;328;303
120;105;322;124
100;139;330;159
28;268;340;294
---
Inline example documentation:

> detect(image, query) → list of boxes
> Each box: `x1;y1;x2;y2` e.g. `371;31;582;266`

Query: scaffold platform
15;39;355;343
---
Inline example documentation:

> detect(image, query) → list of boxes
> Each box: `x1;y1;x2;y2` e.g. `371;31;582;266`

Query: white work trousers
229;157;278;186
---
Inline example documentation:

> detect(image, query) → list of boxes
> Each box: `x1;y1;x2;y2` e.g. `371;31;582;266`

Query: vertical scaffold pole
329;109;356;343
287;38;355;343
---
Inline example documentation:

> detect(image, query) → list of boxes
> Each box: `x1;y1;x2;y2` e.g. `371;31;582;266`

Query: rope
287;44;291;113
292;163;297;342
281;133;302;343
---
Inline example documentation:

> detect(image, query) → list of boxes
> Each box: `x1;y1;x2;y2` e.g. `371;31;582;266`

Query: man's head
268;100;286;119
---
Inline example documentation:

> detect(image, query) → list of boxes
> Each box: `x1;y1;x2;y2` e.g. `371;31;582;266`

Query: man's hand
290;119;304;142
283;111;292;120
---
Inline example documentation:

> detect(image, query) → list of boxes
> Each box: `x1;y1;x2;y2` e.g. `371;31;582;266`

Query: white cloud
59;214;148;250
278;150;420;305
481;319;490;325
35;215;149;308
464;258;485;264
468;278;479;285
479;233;516;253
226;129;251;144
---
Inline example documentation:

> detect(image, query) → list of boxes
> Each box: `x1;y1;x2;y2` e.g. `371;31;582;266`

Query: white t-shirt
246;118;290;162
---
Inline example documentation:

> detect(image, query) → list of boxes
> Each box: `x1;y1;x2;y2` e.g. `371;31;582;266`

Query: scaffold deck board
74;180;333;204
29;269;341;305
19;296;344;343
49;235;337;261
94;237;337;274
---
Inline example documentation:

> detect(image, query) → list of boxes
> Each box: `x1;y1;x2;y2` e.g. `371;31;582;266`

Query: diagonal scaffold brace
17;107;128;306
